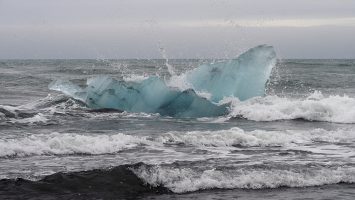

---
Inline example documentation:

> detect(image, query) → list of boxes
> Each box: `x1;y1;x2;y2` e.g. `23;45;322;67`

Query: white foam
159;128;292;147
2;127;354;158
0;104;50;124
89;111;160;120
0;133;146;157
229;91;355;123
9;113;48;124
158;127;355;148
132;165;355;193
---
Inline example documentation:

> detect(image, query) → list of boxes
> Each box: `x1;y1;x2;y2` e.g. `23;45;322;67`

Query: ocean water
1;58;355;199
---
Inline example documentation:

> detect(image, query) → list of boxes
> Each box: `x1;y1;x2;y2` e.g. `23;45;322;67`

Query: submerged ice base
50;76;228;117
49;45;276;117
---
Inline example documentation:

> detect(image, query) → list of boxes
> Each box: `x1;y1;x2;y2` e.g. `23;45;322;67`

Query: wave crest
229;91;355;123
2;127;355;158
0;133;145;157
132;163;355;193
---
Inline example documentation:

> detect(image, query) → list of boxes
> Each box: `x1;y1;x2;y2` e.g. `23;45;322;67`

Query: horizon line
1;58;355;60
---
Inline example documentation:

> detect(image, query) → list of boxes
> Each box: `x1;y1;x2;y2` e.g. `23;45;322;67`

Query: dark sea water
1;59;355;199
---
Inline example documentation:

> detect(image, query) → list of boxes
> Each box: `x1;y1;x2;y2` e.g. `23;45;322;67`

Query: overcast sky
1;0;355;59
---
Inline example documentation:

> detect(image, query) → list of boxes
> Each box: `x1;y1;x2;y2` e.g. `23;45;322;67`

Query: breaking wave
229;91;355;123
0;133;146;158
132;163;355;193
159;127;355;148
1;127;354;158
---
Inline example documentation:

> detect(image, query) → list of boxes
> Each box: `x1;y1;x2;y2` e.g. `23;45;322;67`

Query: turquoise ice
186;45;276;102
49;45;276;117
49;76;228;117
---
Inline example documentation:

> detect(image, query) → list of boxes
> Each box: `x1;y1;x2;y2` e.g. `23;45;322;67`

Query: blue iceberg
49;45;276;117
186;44;276;102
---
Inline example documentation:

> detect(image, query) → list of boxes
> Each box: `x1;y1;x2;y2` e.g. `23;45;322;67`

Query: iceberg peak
186;44;276;102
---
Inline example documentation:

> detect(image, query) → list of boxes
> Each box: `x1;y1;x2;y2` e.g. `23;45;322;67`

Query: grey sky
1;0;355;59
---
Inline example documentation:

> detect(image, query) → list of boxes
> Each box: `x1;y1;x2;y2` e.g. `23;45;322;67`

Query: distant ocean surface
1;59;355;199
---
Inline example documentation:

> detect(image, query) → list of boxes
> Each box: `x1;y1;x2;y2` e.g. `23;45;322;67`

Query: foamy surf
0;133;146;157
132;163;355;193
229;91;355;123
2;127;355;158
159;127;355;148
